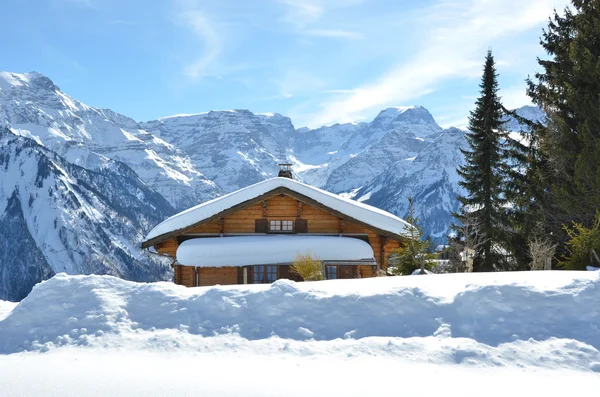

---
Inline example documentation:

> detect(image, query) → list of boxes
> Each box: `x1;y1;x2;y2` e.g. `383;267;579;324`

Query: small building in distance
141;165;413;287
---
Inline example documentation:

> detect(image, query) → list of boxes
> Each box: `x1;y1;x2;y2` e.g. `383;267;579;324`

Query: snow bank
2;272;600;396
1;271;599;355
177;235;375;267
1;348;598;397
144;177;414;242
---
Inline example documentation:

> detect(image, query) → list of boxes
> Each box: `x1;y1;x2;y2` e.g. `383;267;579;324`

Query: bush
290;252;323;281
559;211;600;270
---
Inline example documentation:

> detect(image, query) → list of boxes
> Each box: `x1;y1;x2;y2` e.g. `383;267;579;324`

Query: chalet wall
174;266;239;287
198;267;238;287
155;193;405;274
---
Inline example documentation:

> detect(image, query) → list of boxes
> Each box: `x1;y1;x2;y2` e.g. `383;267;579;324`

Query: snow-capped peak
372;105;440;128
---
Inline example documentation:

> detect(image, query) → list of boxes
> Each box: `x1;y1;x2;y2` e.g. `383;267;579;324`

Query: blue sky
2;0;570;128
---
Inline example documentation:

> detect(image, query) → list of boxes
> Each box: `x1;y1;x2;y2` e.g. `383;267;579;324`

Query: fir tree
389;197;436;275
455;50;509;272
526;1;600;261
501;107;549;270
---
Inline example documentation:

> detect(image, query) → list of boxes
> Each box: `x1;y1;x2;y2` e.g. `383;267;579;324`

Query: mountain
503;105;546;132
352;127;468;240
141;106;444;194
140;110;296;192
0;70;545;300
0;71;219;210
0;126;174;301
138;106;463;243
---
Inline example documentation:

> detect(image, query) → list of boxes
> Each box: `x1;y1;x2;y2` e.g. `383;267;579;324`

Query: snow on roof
144;177;413;243
176;235;376;267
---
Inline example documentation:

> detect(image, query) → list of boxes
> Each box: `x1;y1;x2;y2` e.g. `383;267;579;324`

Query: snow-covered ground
1;272;599;396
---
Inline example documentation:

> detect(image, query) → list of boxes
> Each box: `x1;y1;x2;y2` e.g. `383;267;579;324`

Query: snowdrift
1;271;599;356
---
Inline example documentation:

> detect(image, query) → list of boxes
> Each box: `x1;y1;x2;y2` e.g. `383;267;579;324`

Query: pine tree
501;108;549;270
389;197;436;275
526;1;600;260
455;50;509;272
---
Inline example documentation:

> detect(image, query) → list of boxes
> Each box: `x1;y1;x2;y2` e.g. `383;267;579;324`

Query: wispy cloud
306;29;364;40
175;5;222;79
299;0;569;128
277;0;324;28
276;0;364;39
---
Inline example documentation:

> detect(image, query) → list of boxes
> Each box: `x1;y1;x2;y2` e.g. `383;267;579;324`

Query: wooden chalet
141;165;412;287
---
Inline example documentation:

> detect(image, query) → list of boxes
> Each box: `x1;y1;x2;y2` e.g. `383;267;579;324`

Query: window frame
325;265;338;280
268;219;295;233
253;265;278;284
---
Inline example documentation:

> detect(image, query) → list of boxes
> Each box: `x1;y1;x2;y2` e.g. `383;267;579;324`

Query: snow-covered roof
144;177;413;245
176;235;376;267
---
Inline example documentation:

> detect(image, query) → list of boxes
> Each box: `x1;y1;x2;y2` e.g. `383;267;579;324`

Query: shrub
290;252;323;281
559;211;600;270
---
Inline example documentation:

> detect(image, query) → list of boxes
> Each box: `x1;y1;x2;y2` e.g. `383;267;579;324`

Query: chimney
278;163;293;179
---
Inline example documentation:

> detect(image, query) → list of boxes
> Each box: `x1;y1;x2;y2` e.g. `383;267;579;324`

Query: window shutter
295;219;308;233
255;219;268;233
248;266;254;284
279;265;290;280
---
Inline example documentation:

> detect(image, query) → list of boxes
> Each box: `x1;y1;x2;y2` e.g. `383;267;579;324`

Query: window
269;220;294;232
254;265;278;284
325;265;337;280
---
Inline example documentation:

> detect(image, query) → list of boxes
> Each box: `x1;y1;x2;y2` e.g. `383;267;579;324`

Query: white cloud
277;0;324;28
300;0;570;128
177;10;221;79
500;85;533;110
306;29;364;40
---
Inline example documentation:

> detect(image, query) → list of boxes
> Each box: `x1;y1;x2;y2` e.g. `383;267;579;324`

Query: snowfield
1;272;599;396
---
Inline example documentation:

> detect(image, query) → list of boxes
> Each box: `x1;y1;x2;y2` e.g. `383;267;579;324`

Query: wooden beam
379;235;389;272
262;200;267;219
296;200;303;219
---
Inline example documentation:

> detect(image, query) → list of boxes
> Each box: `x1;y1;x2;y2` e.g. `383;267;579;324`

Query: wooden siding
174;266;239;287
155;193;406;283
198;267;238;287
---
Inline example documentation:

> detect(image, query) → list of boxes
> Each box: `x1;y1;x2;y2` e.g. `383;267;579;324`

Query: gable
142;178;413;248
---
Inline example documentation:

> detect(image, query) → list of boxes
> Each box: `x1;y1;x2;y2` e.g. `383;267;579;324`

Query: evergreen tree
455;50;509;272
501;108;549;270
526;1;600;260
389;197;436;275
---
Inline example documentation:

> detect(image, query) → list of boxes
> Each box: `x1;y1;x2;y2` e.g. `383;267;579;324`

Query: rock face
0;127;174;301
0;70;545;300
0;72;219;210
140;110;296;193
